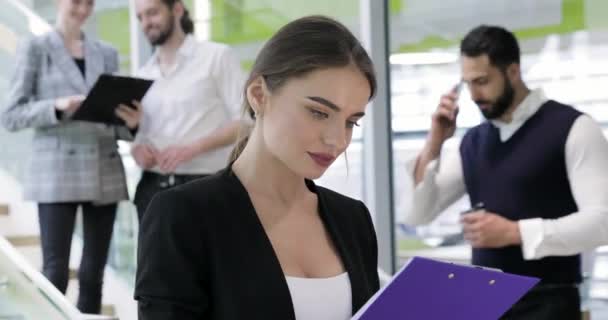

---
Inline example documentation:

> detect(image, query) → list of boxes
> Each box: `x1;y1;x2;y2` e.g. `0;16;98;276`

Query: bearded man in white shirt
406;25;608;320
131;0;245;221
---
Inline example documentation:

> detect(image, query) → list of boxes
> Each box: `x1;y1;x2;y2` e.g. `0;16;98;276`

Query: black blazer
134;167;379;319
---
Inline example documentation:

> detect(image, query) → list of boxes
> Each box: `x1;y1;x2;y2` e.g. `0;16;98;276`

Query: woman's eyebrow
307;96;340;111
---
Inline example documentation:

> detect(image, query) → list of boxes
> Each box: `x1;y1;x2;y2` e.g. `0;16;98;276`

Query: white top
135;35;245;174
404;89;608;260
285;273;352;320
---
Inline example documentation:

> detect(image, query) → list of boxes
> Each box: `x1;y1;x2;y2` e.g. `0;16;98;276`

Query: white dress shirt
135;35;245;174
405;89;608;260
285;273;352;320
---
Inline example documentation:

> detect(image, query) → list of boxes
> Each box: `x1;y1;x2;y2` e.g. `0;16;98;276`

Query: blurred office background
1;0;608;318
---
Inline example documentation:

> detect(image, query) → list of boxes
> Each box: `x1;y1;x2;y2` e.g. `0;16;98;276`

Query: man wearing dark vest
404;25;608;319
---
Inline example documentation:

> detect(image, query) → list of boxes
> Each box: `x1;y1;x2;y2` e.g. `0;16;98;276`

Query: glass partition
0;0;51;180
389;0;608;263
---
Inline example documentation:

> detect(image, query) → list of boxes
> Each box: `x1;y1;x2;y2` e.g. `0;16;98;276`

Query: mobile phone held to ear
454;81;463;99
446;82;463;121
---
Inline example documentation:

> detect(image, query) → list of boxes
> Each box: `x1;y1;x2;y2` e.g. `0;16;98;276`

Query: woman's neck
56;20;84;58
232;132;310;206
56;20;81;43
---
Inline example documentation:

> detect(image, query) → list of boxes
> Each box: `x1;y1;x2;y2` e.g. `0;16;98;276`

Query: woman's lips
308;152;335;167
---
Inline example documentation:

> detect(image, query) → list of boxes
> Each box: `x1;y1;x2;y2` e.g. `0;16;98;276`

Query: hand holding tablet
71;74;154;126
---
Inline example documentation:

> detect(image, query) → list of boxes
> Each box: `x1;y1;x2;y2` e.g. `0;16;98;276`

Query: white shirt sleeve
213;46;246;122
403;145;467;225
132;63;155;146
519;115;608;260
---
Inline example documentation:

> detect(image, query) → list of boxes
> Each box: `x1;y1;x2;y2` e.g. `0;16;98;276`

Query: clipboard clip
448;261;503;275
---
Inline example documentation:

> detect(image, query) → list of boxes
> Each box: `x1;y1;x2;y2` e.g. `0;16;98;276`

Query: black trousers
500;285;581;320
134;171;208;222
38;202;117;314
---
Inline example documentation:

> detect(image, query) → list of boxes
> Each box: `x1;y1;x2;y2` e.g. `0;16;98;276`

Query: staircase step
69;268;78;280
0;204;9;215
6;234;40;247
101;304;116;316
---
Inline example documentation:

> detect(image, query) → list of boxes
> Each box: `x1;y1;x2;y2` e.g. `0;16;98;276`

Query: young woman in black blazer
135;15;379;320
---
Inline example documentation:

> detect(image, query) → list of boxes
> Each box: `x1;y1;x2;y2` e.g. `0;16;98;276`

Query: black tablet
72;74;154;125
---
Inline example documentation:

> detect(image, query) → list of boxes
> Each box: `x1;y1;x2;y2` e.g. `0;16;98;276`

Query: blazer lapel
313;184;368;315
83;34;105;88
224;168;370;318
45;30;87;93
223;169;296;320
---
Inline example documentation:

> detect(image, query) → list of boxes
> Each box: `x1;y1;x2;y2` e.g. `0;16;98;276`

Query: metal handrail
5;0;52;35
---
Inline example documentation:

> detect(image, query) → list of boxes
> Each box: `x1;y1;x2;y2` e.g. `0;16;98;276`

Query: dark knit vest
460;100;582;284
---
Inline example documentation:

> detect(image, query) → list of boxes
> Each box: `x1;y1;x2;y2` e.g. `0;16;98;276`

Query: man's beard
475;74;515;120
148;16;175;46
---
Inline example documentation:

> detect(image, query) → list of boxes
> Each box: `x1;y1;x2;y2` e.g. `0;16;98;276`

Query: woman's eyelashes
308;107;329;120
346;120;360;129
307;107;361;128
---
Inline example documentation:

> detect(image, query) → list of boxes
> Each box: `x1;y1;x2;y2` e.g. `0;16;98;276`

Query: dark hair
161;0;194;34
460;25;520;69
230;15;376;161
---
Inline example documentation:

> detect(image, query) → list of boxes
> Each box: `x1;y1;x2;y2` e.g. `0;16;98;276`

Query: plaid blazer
1;30;132;204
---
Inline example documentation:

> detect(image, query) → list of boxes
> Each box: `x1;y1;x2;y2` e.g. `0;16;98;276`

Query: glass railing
0;236;118;320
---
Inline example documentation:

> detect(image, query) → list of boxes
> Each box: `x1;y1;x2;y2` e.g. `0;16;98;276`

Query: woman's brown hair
230;15;376;161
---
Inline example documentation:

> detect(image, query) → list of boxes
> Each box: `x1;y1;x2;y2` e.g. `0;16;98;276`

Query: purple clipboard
352;257;539;320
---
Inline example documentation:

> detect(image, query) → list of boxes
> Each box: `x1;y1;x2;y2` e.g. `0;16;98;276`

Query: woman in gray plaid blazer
0;0;139;314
